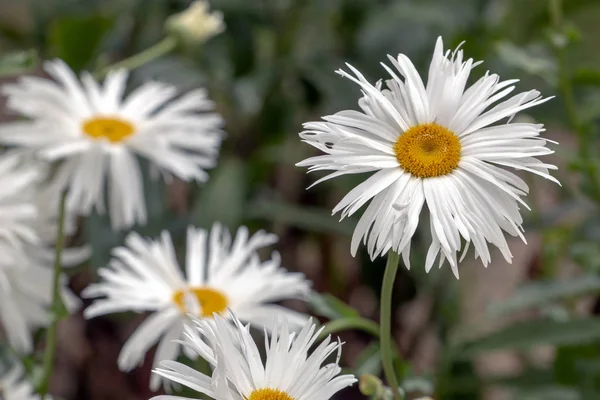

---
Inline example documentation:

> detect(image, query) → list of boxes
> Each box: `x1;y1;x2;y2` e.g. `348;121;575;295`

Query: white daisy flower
0;247;79;353
297;37;558;278
0;364;52;400
152;313;357;400
0;59;224;230
0;149;90;268
82;224;311;390
0;153;42;256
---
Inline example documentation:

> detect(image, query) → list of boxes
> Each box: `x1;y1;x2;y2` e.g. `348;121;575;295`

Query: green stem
317;317;380;342
38;193;68;399
380;251;403;400
95;36;178;78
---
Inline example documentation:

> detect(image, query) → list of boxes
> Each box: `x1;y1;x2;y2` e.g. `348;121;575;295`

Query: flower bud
359;374;384;397
166;1;224;46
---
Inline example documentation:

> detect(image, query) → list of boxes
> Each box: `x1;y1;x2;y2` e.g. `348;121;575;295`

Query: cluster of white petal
298;37;558;278
152;313;356;400
82;224;312;390
0;60;224;230
0;365;53;400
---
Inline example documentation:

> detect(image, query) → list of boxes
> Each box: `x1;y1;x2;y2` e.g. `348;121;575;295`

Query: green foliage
488;275;600;317
457;318;600;357
308;291;360;320
3;0;600;398
0;50;38;76
48;13;114;71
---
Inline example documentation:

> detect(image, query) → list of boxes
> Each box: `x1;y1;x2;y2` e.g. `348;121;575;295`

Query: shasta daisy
0;60;224;230
82;224;311;390
297;37;558;278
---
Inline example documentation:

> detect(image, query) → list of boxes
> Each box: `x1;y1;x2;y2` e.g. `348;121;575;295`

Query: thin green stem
380;251;403;400
317;317;380;342
95;36;178;78
38;192;68;399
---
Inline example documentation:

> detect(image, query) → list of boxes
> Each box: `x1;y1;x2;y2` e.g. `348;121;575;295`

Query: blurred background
1;0;600;399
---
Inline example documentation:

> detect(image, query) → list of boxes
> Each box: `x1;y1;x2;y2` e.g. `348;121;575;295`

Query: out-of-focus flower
151;313;357;400
166;0;225;46
2;149;91;267
0;151;84;352
297;36;558;278
0;60;224;230
0;364;52;400
0;154;42;255
82;224;311;390
0;247;79;353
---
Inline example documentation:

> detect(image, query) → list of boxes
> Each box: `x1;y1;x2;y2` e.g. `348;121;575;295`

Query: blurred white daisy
0;153;42;256
0;60;224;230
297;36;558;278
0;149;90;268
82;224;311;390
0;364;52;400
0;247;79;353
152;313;357;400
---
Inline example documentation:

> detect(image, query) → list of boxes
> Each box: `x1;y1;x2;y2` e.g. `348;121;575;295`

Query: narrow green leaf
573;68;600;86
307;292;359;320
354;342;382;377
248;199;356;236
457;318;600;357
488;275;600;317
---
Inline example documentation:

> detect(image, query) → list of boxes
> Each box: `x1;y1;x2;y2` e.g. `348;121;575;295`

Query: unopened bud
166;1;225;46
359;374;384;397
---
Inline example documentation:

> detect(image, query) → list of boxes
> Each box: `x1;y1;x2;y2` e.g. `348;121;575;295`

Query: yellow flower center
82;117;135;143
172;287;228;317
394;123;461;178
247;388;295;400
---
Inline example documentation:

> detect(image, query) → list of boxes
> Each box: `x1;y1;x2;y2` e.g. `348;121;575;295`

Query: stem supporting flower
95;36;178;78
380;251;403;400
39;192;68;399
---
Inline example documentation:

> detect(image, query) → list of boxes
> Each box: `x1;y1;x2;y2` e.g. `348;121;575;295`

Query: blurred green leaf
248;199;355;236
555;344;600;391
354;342;382;377
573;68;600;86
49;14;114;71
457;318;600;357
0;50;38;76
513;386;581;400
192;157;247;231
458;319;596;357
495;41;557;85
308;292;359;320
401;376;435;396
488;275;600;317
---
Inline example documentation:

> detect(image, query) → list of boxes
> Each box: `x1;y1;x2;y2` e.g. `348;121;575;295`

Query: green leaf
307;292;359;320
401;376;435;396
0;50;38;76
457;318;600;357
354;342;382;377
248;199;355;236
488;275;600;317
495;41;557;85
512;386;581;400
192;157;248;231
573;68;600;86
48;14;114;71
